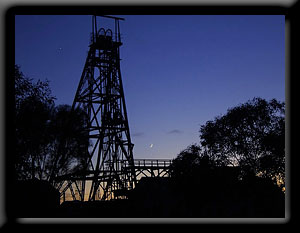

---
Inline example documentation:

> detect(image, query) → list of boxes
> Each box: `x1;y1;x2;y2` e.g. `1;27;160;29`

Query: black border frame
3;2;298;229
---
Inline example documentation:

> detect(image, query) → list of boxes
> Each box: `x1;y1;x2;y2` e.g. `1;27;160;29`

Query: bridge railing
103;159;172;169
119;159;172;168
133;159;172;168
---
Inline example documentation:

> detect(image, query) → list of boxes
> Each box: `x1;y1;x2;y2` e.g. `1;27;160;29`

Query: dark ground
13;177;285;218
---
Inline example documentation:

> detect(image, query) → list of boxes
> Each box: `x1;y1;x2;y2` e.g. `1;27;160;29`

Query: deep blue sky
15;15;285;160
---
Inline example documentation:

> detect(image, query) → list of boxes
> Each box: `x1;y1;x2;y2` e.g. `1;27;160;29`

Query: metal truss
54;15;136;201
132;159;172;179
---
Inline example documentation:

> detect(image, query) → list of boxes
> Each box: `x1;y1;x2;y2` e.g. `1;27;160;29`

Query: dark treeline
14;65;90;217
15;65;90;182
14;65;285;218
166;97;285;217
173;97;285;190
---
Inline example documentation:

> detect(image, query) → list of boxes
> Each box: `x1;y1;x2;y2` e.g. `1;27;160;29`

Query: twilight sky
15;15;285;160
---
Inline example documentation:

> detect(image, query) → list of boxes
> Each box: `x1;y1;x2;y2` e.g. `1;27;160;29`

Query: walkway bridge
125;159;172;178
55;158;172;202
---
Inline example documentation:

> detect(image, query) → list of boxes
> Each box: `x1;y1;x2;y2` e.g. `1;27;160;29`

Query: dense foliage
199;97;285;187
15;65;90;181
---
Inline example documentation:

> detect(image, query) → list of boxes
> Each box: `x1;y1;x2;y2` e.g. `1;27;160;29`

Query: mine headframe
54;15;136;202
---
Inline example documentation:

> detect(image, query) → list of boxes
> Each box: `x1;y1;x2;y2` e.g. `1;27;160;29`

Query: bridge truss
55;159;172;202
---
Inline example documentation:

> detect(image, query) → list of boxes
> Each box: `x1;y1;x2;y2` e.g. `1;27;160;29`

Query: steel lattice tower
68;15;136;201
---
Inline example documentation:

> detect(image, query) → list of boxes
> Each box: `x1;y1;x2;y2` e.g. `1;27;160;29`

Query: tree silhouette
47;105;90;182
166;98;285;217
170;144;215;181
15;65;56;179
199;97;285;187
15;65;90;181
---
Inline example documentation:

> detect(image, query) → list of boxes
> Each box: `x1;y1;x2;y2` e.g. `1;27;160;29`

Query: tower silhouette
54;15;172;203
68;15;136;201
